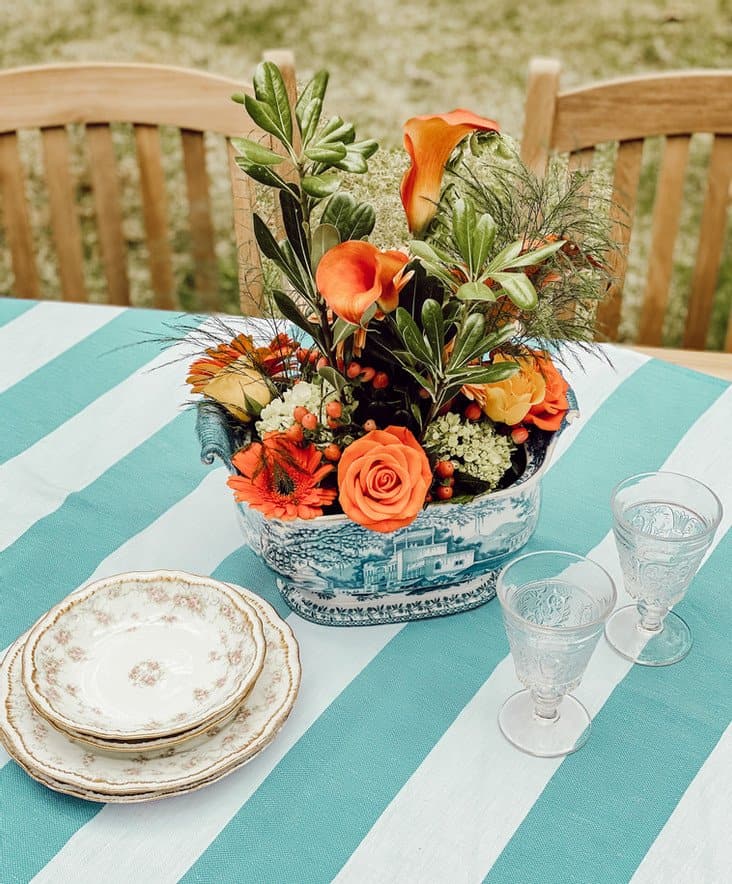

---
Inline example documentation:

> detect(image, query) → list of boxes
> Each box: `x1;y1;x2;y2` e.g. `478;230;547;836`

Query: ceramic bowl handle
196;402;241;472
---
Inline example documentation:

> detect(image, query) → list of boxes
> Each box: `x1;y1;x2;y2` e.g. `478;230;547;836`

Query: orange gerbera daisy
187;333;296;393
227;434;337;520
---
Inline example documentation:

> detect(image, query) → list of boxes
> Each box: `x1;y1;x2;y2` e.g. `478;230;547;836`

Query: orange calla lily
316;241;411;325
400;110;500;235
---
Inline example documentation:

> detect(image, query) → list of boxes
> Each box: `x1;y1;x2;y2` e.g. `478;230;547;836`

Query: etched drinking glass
497;551;617;757
605;471;722;666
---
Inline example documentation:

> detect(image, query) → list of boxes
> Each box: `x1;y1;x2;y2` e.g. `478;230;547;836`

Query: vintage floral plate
22;571;267;742
1;586;301;800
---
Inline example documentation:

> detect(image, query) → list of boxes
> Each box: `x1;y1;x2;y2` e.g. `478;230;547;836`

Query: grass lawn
1;0;731;344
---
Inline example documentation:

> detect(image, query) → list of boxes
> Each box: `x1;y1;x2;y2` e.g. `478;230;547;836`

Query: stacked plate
0;571;301;802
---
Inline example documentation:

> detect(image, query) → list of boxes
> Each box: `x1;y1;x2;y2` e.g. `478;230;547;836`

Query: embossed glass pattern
497;551;617;757
606;472;722;666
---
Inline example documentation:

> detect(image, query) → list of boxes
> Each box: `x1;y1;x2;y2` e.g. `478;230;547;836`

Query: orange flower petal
400;110;500;234
316;241;382;325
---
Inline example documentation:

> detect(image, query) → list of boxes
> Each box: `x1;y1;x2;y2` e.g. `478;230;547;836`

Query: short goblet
497;551;617;757
605;471;722;666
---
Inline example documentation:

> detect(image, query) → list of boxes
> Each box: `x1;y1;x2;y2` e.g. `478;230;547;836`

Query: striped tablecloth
1;297;730;884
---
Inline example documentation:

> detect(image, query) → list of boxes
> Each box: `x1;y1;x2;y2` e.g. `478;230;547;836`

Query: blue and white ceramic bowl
196;389;577;626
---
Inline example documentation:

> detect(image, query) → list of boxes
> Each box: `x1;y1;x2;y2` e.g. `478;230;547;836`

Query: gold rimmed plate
21;571;266;742
1;586;300;800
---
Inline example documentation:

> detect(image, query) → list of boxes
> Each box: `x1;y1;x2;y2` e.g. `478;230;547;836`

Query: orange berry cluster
432;459;455;500
345;362;389;390
289;401;345;462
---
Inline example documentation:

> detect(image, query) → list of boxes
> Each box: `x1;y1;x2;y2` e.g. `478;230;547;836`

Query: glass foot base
604;605;692;666
498;690;591;757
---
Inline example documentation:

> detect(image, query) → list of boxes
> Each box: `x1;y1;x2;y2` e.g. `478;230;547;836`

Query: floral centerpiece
187;62;613;625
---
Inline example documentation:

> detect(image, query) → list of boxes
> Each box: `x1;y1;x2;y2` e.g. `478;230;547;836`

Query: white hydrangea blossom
423;413;514;489
256;380;336;435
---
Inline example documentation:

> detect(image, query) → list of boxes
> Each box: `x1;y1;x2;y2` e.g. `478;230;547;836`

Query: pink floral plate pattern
21;572;267;742
0;585;301;800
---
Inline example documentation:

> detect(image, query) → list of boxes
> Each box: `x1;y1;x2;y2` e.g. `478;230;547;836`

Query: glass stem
637;601;667;633
531;689;560;723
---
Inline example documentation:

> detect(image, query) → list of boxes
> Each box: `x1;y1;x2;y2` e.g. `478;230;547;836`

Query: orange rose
464;354;546;425
338;426;432;533
316;241;411;325
524;353;570;431
400;110;500;234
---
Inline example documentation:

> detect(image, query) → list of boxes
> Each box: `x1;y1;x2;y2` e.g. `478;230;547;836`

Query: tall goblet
497;551;617;757
605;471;722;666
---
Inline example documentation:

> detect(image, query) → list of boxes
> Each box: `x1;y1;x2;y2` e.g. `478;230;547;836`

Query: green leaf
413;239;454;262
334;148;368;174
253;214;285;264
455;281;497;302
234;156;293;192
311;223;341;270
421;299;444;365
305;143;348;164
409;241;443;263
318;365;347;394
252;61;292;144
331;317;358;346
272;289;317;337
472;213;497;273
322;193;375;240
448;312;485;368
457;362;520;385
301;174;340;198
504;240;565;269
487;239;523;272
319;118;356;145
442;361;519;399
399;364;436;398
452;198;477;274
230;137;283;165
295;70;328;129
395;308;434;365
492;271;538;310
244;95;289;146
280;240;312;293
456;322;517;367
279;190;309;267
361;302;378;326
351;139;378;159
299;98;324;147
410;403;424;431
335;140;379;173
231;92;247;105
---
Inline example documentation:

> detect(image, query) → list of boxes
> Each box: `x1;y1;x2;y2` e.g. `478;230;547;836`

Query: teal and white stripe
0;299;729;884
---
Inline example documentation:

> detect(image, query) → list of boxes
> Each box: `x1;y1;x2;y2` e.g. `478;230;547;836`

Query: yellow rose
202;356;272;422
466;355;546;426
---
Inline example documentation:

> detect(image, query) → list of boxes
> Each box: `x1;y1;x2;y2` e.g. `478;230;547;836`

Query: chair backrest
0;52;297;314
521;59;732;350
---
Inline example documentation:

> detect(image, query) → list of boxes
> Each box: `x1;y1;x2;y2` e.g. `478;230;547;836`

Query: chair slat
637;134;691;345
41;126;87;301
568;147;594;175
0;132;41;298
134;124;175;310
181;129;218;311
227;140;263;315
521;58;561;176
86;124;130;306
597;139;644;339
683;135;732;348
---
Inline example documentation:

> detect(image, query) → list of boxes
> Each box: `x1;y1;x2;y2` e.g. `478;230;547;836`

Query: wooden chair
521;59;732;350
0;51;297;314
